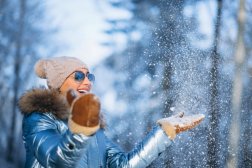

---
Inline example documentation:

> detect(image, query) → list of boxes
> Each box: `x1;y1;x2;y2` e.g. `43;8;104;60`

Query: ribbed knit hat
34;56;88;89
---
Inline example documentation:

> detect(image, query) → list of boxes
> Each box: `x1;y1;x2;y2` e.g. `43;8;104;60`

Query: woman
18;56;204;168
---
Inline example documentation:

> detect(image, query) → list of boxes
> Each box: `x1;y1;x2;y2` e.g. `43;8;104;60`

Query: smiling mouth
78;90;89;94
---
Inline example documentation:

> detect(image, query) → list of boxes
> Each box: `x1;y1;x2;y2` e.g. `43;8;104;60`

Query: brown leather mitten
67;90;101;136
157;112;205;140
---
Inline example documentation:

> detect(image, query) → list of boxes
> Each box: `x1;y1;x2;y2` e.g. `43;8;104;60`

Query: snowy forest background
0;0;252;167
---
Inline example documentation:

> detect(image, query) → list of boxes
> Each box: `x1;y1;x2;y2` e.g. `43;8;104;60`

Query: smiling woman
18;56;204;168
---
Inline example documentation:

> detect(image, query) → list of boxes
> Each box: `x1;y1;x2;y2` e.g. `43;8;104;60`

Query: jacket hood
18;88;70;120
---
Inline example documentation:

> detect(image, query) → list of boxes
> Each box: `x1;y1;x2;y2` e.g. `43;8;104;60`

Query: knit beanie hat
34;56;88;89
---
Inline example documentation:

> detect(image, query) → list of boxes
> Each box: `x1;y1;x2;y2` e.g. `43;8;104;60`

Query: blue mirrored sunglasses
74;71;95;82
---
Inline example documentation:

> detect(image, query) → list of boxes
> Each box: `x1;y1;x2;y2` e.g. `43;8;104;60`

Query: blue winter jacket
19;88;172;168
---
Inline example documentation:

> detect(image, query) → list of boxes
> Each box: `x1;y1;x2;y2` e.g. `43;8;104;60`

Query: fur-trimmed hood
18;88;70;120
18;88;106;127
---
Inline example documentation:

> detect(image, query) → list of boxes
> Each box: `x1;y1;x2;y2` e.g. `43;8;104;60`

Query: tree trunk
6;0;26;162
207;0;223;167
227;0;246;167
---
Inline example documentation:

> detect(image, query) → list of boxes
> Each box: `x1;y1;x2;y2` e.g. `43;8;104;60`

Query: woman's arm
106;113;204;168
23;112;90;168
106;125;172;168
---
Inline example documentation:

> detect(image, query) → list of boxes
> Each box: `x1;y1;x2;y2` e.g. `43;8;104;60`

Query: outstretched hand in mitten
157;112;205;140
66;90;101;136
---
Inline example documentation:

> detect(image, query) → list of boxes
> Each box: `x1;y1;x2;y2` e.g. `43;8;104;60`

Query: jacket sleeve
106;125;172;168
22;112;90;168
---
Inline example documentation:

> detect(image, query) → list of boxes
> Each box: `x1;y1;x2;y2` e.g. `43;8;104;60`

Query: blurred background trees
0;0;252;167
94;0;252;167
0;0;53;166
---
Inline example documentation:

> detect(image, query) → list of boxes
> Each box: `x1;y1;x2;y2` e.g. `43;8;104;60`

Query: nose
81;76;92;87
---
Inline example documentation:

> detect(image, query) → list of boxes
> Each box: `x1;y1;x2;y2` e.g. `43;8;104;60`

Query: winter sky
45;0;215;66
45;0;132;67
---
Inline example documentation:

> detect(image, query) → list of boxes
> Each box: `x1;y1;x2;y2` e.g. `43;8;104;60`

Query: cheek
67;82;80;91
60;80;79;93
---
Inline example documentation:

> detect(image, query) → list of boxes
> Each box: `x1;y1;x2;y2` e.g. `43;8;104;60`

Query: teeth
78;90;88;93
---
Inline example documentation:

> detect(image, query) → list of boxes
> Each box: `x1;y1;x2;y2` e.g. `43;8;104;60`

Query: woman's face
59;68;94;96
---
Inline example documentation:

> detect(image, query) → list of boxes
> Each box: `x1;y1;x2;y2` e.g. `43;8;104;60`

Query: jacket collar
18;88;70;120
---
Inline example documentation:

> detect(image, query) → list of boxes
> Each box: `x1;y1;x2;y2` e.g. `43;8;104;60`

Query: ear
66;89;77;106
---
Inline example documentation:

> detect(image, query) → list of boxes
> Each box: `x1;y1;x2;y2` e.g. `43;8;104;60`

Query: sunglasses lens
87;73;95;82
74;71;85;81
